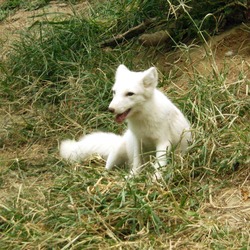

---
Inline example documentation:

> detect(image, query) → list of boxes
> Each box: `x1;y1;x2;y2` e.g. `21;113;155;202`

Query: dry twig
100;18;156;47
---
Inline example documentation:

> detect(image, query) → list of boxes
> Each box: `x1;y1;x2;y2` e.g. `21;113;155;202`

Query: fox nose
108;107;115;113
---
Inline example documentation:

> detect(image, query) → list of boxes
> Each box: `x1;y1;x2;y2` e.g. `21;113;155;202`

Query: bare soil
0;0;89;59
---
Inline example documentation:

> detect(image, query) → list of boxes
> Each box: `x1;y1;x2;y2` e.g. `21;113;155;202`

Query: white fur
60;65;191;179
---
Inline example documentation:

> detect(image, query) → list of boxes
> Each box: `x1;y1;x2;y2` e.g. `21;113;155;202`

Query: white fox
60;65;191;179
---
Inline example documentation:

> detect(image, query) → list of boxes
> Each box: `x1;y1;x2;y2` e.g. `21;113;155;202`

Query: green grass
0;0;250;249
0;0;50;21
0;0;83;21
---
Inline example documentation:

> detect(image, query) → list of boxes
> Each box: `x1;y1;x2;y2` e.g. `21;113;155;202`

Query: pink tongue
115;110;130;123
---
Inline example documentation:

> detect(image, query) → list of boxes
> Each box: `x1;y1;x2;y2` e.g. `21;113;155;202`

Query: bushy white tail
59;132;122;162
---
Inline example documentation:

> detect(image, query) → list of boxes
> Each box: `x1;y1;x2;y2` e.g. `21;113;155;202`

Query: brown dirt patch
200;168;250;230
157;24;250;95
0;0;90;59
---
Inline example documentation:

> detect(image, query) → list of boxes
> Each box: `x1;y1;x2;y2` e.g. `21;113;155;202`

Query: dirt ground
0;0;89;59
0;0;250;233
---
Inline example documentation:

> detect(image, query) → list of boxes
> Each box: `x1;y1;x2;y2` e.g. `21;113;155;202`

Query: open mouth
115;109;131;123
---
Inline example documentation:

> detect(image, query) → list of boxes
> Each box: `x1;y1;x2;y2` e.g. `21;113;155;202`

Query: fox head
109;64;158;123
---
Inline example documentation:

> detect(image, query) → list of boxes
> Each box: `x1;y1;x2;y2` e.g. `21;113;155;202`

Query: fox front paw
152;170;163;183
125;169;139;179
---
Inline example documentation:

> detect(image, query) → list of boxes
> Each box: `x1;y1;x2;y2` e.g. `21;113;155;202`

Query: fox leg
131;148;142;175
126;140;142;178
153;141;171;180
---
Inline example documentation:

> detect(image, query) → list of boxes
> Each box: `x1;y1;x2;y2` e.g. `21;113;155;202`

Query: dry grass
0;0;249;249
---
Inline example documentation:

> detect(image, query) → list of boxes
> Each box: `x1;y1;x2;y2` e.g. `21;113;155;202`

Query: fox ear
142;67;158;88
116;64;129;74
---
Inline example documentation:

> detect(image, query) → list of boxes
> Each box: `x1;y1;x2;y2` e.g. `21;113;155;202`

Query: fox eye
126;92;135;97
